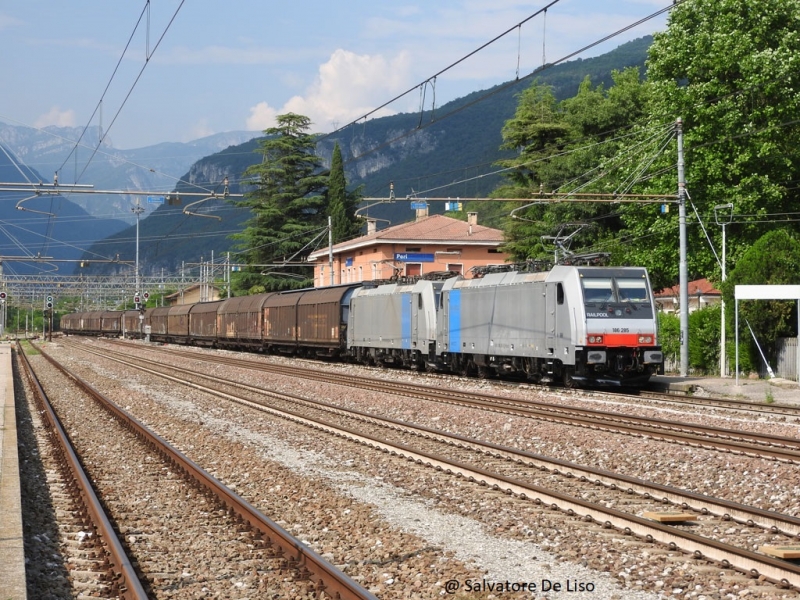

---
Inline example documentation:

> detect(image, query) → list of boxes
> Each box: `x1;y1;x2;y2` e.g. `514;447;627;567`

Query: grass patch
19;340;40;356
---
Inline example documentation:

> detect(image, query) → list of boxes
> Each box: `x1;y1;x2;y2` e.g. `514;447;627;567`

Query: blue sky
0;1;669;150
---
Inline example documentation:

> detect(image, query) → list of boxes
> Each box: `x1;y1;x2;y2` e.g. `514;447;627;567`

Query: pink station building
307;211;510;287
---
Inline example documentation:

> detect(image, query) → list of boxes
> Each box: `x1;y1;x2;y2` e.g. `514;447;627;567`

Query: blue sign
345;257;354;267
410;202;428;210
395;253;434;263
147;195;165;204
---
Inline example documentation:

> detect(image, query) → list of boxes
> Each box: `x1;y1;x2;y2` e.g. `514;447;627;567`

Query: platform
648;373;800;405
0;343;26;599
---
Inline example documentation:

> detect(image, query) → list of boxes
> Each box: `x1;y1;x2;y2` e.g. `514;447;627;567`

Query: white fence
775;337;798;380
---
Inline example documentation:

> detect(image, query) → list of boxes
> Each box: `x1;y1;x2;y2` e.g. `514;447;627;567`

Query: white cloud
34;106;76;128
246;101;280;132
245;49;413;133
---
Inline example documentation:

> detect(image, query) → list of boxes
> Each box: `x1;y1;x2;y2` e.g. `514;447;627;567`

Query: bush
689;305;721;374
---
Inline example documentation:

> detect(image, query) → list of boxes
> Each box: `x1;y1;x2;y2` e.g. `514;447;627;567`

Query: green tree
232;114;328;293
720;229;800;374
617;0;800;286
493;70;649;262
327;143;362;243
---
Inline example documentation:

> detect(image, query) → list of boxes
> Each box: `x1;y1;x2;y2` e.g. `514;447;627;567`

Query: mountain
0;124;259;222
0;149;129;276
78;36;652;278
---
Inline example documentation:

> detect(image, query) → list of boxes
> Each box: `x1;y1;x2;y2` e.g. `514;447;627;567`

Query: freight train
60;265;663;387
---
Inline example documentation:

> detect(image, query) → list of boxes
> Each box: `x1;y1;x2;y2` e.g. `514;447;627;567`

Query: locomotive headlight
638;335;653;344
588;335;603;344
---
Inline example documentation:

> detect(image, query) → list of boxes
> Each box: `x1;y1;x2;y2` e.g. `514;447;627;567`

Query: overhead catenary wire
69;0;186;187
56;1;151;177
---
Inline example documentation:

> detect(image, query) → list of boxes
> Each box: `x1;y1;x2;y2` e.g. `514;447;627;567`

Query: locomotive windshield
616;278;649;303
581;275;652;318
582;278;615;303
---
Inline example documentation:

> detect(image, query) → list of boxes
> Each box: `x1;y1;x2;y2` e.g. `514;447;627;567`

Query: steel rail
16;343;149;600
102;341;800;462
35;344;378;600
67;339;800;537
57;340;800;591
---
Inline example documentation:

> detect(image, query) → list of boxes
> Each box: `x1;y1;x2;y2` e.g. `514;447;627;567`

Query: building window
488;248;502;254
405;247;422;252
320;265;325;287
447;263;463;274
406;263;422;277
359;266;363;281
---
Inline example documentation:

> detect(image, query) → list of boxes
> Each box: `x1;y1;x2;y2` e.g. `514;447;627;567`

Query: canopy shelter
735;285;800;384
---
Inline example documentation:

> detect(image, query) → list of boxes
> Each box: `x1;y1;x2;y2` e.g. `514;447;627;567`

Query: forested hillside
78;36;652;276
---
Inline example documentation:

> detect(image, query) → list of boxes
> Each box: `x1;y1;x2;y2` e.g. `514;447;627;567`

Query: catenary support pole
328;216;334;287
676;118;689;377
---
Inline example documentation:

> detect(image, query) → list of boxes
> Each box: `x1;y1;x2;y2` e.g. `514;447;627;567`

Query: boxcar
149;307;171;340
100;311;122;336
188;301;223;346
263;291;302;349
216;293;274;350
81;310;106;335
166;304;192;343
122;310;146;338
296;284;360;354
60;312;80;334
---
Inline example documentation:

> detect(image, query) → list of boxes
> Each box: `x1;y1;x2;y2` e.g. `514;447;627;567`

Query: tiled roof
654;277;721;298
309;214;504;259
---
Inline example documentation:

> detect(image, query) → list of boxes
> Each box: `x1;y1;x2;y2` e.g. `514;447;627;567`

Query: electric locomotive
432;265;662;386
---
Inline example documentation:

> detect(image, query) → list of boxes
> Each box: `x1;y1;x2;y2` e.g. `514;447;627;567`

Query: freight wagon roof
297;285;360;305
218;294;273;313
189;301;224;315
150;307;171;317
263;292;303;308
170;304;194;316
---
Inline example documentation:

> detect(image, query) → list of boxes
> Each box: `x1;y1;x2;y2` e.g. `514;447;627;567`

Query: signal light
0;292;6;300
46;301;53;309
134;295;140;304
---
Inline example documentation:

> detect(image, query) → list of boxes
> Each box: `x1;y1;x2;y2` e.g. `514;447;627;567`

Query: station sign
394;253;434;263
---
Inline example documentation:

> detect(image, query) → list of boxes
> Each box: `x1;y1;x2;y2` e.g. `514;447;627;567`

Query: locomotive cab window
616;278;649;303
557;283;564;305
581;278;615;304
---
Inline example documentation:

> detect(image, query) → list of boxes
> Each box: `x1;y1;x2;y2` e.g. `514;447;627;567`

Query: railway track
102;339;800;462
17;344;148;599
54;338;800;592
20;341;377;599
102;339;800;419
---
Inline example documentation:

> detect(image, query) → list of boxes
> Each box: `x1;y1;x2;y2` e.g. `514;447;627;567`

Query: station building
654;277;721;314
307;211;510;287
